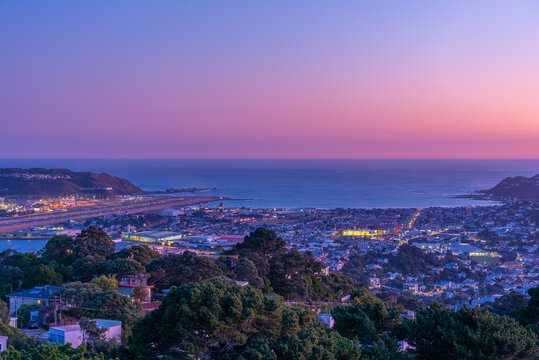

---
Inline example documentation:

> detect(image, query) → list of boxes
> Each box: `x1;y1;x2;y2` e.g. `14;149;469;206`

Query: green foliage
341;254;368;284
268;249;322;301
104;259;145;278
398;303;538;360
91;275;118;291
79;317;107;342
386;244;440;275
22;263;63;288
360;334;413;360
512;285;539;336
333;301;402;343
131;285;149;303
0;323;41;351
235;228;286;256
0;342;110;360
41;235;75;266
74;226;115;258
0;266;23;288
488;291;529;316
127;281;285;359
271;323;361;360
58;283;143;342
15;303;39;328
146;251;224;288
110;245;161;266
0;299;9;324
86;291;144;342
57;282;102;316
71;255;107;281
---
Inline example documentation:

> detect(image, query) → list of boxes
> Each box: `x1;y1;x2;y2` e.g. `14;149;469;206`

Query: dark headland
0;168;144;196
458;173;539;201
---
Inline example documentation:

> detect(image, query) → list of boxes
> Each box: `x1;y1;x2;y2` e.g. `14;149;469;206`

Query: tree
0;323;40;351
268;249;322;300
0;343;105;360
488;291;528;316
58;282;102;306
127;281;284;359
512;285;539;336
333;301;402;343
22;264;63;288
0;300;9;324
235;228;286;257
71;255;107;281
146;251;224;287
271;323;361;360
41;235;75;265
74;226;115;258
234;257;259;280
132;285;149;303
111;245;161;266
398;303;538;360
86;291;144;342
0;266;24;287
91;275;118;291
57;282;102;318
104;259;145;278
15;303;38;329
360;334;413;360
79;317;106;343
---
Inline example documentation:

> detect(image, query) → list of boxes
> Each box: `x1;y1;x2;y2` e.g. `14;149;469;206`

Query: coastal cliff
483;173;539;201
0;168;144;196
460;173;539;201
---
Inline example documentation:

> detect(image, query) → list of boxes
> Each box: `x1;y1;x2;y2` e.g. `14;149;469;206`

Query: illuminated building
340;229;388;237
124;231;184;244
403;283;419;294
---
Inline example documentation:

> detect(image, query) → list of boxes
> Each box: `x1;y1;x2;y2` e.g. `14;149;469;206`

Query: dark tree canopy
146;251;224;287
488;291;529;317
110;245;161;266
104;258;145;278
398;303;538;360
74;226;115;258
333;300;403;343
236;228;286;256
512;285;539;336
41;235;75;265
127;281;284;359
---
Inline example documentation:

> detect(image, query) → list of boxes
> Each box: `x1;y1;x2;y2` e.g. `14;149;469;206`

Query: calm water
0;239;136;254
1;159;537;208
0;239;48;253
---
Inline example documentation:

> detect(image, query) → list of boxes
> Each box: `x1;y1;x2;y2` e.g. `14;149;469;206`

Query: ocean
1;159;537;209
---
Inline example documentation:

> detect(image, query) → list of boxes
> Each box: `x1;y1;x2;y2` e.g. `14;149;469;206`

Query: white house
0;336;7;352
49;319;121;348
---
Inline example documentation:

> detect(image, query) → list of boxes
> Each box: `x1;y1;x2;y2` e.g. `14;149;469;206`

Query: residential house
49;319;121;348
7;285;61;313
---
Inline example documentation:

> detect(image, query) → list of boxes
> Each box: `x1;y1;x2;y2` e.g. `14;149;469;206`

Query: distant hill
0;168;144;196
482;174;539;201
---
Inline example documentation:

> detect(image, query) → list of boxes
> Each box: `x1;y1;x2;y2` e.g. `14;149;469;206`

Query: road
0;196;227;234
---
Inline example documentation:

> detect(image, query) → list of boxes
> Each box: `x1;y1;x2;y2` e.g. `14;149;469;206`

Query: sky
1;1;538;158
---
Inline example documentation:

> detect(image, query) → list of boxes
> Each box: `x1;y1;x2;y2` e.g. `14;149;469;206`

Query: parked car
27;320;39;329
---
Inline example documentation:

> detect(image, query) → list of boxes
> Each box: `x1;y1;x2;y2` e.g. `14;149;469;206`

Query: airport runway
0;196;226;234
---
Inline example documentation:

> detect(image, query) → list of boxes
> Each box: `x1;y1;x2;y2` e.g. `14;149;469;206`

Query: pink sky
1;1;538;158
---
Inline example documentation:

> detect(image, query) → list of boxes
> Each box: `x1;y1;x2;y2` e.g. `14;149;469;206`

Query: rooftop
7;285;61;299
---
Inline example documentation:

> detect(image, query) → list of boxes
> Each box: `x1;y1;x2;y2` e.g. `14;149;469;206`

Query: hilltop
483;173;539;201
458;173;539;201
0;168;144;196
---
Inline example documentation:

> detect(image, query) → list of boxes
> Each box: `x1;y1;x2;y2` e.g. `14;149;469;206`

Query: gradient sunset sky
1;1;538;158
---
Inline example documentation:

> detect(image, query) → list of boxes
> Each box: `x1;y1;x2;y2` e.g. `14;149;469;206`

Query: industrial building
123;231;184;244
